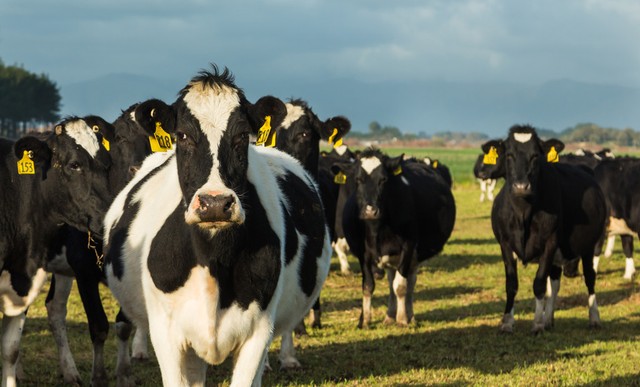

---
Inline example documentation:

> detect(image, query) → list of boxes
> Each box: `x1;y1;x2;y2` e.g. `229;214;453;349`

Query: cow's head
85;103;158;194
273;99;350;174
345;147;403;221
502;124;564;197
477;139;506;180
133;66;287;230
13;117;112;236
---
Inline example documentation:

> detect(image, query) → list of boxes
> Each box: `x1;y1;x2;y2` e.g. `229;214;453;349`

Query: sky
1;0;639;134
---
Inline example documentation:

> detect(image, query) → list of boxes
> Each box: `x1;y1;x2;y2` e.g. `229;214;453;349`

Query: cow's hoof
531;323;545;335
116;376;138;387
383;316;395;325
280;358;302;370
131;353;149;362
589;320;602;329
499;325;513;334
499;314;515;333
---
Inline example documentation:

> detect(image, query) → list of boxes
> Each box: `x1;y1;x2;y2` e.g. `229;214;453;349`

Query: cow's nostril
197;194;235;222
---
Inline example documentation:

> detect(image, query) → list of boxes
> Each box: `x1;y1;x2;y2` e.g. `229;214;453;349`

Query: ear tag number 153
17;150;35;175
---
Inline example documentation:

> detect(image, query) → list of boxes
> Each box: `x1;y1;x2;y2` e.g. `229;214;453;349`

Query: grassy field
16;154;640;386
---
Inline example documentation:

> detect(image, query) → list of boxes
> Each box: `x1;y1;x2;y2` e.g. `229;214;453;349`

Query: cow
339;147;456;328
473;153;498;202
486;125;607;334
267;98;350;337
593;157;640;280
318;144;358;275
103;66;332;386
0;118;112;387
42;108;155;386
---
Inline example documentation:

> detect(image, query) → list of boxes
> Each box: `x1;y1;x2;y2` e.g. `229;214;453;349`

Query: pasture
16;148;640;386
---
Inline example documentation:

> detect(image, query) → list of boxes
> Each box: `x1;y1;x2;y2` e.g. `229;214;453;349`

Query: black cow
0;118;112;386
340;148;456;328
593;157;640;280
42;107;156;386
318;145;358;275
104;66;332;385
487;125;607;334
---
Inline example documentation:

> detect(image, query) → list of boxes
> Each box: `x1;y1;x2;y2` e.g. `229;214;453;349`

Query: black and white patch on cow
104;66;331;386
488;125;606;334
0;117;112;387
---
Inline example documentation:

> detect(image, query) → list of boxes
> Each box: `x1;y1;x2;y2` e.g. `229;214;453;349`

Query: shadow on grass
446;238;497;246
260;318;640;386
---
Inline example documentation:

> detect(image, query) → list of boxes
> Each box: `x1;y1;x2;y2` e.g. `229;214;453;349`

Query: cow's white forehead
65;120;100;157
183;82;241;139
513;133;532;143
280;103;305;129
361;156;382;175
335;145;348;155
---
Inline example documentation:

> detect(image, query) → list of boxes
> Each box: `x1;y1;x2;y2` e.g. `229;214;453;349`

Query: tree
0;60;61;139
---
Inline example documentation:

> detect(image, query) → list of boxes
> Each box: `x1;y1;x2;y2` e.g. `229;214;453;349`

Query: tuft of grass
17;166;640;386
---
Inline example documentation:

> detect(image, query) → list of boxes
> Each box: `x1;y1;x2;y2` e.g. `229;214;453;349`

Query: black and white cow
103;67;332;385
593;157;640;280
340;148;456;328
0;118;112;387
473;153;498;202
43;108;156;386
487;125;607;334
267;98;350;336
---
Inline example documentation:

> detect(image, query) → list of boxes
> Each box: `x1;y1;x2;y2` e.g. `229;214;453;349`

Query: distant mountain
60;74;640;137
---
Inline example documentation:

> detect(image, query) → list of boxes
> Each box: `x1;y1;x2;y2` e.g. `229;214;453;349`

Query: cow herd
0;64;636;386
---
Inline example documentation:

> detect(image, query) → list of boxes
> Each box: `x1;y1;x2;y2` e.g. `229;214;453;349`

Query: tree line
0;60;61;139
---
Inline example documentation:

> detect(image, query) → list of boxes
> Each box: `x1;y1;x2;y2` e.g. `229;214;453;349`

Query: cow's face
275;99;350;173
14;117;112;236
352;149;402;220
502;125;564;197
87;104;155;194
134;67;286;231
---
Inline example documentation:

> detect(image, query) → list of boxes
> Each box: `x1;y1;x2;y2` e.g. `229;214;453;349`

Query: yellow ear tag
149;122;173;152
334;171;347;185
483;146;498;165
102;137;110;151
433;160;438;168
17;150;35;175
256;116;276;147
328;128;338;144
393;166;403;176
547;146;559;163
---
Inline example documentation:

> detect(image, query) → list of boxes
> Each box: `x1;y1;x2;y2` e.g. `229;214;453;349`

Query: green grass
17;175;640;385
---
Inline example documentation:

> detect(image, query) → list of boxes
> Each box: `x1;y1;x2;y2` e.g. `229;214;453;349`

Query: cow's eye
175;132;188;142
68;161;81;171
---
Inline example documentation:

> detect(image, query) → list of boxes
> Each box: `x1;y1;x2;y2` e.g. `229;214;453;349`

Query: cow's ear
386;154;404;176
321;116;351;146
481;139;503;165
247;96;287;134
14;136;52;166
542;139;564;163
83;115;115;151
135;99;175;135
330;161;354;184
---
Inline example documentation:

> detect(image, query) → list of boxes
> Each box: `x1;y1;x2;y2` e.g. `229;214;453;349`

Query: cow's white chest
145;266;270;365
0;269;48;316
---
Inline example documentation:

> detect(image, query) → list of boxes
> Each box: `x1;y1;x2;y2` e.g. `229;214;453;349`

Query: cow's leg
45;274;82;385
131;326;149;360
2;313;26;387
582;251;601;328
603;234;616;258
359;260;376;329
278;331;301;370
392;270;410;326
500;245;518;333
487;179;497;201
545;264;562;329
309;298;321;329
384;269;397;325
405;270;417;324
593;232;606;273
115;310;136;387
621;235;635;280
231;319;273;387
479;179;487;202
333;237;352;275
